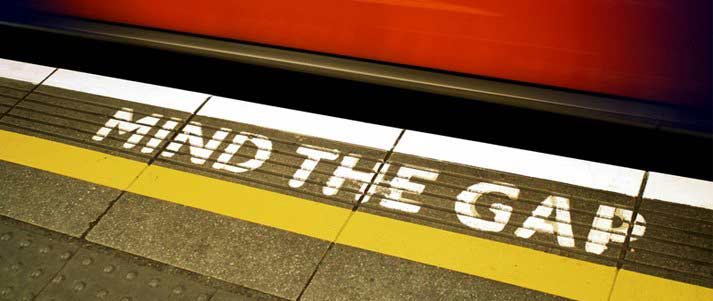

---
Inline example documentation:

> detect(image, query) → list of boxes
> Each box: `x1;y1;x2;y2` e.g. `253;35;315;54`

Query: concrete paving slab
210;289;284;301
0;217;79;301
0;160;121;237
86;193;331;300
301;244;567;301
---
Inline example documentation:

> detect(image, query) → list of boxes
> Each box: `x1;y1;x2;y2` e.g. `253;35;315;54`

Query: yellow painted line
1;129;711;300
127;165;352;241
0;129;145;190
610;269;713;301
0;129;351;241
337;212;615;301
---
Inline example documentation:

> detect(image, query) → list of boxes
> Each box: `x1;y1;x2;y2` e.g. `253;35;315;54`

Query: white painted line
643;172;713;210
199;97;402;150
0;58;55;85
42;69;208;113
395;131;645;196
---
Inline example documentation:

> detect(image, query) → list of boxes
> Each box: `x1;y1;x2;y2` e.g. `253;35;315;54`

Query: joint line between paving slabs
78;96;212;239
33;243;80;300
146;95;212;165
607;170;649;300
0;68;58;120
295;129;405;300
616;171;649;268
79;163;150;239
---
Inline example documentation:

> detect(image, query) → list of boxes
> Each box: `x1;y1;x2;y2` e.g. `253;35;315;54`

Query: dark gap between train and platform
0;25;710;181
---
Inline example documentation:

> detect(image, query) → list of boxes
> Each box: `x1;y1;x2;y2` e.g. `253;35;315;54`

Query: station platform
1;58;711;300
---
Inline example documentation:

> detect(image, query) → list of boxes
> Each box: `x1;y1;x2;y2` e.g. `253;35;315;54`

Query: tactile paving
37;247;216;301
0;77;30;116
622;174;713;288
0;59;54;116
0;218;78;301
2;84;194;162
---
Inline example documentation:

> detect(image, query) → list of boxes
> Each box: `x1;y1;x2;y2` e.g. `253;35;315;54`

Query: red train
37;0;711;107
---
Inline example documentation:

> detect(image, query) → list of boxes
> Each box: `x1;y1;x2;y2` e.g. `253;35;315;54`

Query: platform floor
1;58;711;300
